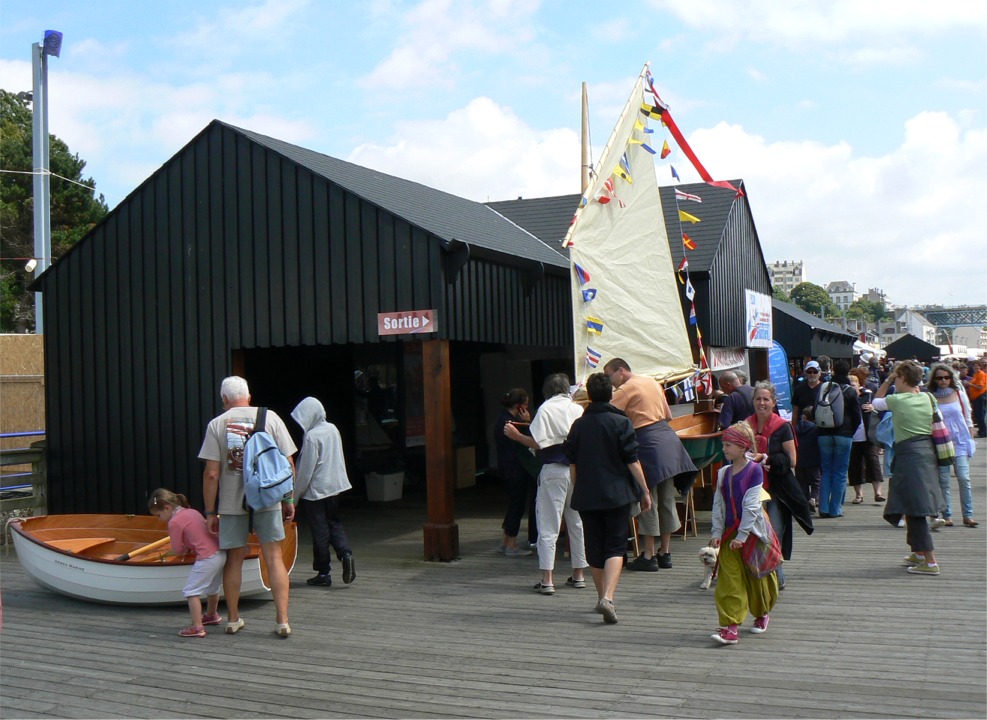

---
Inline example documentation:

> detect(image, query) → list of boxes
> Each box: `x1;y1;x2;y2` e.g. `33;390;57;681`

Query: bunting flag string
582;288;598;302
574;263;591;285
679;209;701;224
660;140;671;159
586;317;604;335
682;233;696;250
586;346;602;368
644;70;743;197
674;188;702;203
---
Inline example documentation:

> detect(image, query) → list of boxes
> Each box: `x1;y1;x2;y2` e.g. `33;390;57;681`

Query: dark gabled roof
487;195;581;251
772;299;856;338
659;181;744;272
227;122;569;269
486;181;749;273
883;333;941;361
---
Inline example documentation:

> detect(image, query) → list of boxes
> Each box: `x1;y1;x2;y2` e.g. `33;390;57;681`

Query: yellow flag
679;210;701;224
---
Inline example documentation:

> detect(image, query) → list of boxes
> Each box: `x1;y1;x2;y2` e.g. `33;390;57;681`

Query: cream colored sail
564;65;694;384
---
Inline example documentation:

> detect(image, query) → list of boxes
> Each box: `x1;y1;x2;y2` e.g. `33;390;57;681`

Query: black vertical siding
706;199;772;348
40;123;572;513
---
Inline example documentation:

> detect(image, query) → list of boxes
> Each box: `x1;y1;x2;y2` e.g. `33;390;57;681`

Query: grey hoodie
290;397;352;501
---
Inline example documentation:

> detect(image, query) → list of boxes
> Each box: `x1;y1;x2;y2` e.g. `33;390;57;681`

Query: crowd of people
154;352;982;643
493;352;982;644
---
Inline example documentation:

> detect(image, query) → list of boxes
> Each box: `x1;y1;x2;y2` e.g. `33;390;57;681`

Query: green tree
1;88;108;331
846;298;889;323
790;281;839;319
772;286;791;303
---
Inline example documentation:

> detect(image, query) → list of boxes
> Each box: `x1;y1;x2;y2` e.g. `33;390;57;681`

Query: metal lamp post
31;30;62;334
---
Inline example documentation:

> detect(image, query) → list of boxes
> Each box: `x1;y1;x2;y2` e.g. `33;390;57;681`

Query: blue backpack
242;407;293;511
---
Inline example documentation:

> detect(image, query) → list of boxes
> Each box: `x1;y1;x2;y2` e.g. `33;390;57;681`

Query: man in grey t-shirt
199;376;297;637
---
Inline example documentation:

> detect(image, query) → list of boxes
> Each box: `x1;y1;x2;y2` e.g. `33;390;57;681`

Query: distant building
768;260;806;295
826;280;859;312
882;308;937;346
862;287;891;309
953;326;987;351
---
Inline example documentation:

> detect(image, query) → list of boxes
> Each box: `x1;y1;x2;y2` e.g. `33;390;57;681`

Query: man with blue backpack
199;376;297;638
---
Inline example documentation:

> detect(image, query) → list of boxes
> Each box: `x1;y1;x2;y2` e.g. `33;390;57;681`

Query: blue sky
2;0;985;308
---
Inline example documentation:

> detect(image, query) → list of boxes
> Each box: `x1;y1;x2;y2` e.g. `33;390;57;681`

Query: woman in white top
927;363;978;528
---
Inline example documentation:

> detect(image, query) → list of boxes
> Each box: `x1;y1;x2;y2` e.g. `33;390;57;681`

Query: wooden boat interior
10;514;282;566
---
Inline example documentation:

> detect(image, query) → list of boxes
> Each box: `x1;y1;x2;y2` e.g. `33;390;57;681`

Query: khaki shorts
218;510;285;549
633;479;681;536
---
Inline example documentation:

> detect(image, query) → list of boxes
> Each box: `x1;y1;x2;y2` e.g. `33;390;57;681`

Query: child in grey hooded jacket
291;396;356;586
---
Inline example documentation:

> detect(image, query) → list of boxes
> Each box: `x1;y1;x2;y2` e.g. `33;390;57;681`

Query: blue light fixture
43;30;62;57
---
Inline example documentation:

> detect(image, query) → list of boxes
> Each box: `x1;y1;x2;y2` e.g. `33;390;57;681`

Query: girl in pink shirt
149;489;226;638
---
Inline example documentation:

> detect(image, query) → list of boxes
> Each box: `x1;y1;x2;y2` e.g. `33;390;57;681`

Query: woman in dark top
565;373;650;625
848;367;885;504
495;388;534;556
746;381;813;590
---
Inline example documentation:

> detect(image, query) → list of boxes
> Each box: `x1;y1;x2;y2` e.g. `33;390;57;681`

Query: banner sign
769;340;793;420
745;290;773;348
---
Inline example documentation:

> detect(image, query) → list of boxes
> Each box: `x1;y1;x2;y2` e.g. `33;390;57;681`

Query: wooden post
421;339;459;561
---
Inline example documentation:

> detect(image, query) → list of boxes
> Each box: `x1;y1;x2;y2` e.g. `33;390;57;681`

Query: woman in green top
871;360;945;576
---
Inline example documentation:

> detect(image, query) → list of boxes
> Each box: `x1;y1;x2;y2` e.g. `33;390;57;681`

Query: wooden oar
114;536;171;562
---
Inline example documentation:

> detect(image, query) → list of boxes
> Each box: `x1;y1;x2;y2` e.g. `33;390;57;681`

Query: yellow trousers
714;533;779;626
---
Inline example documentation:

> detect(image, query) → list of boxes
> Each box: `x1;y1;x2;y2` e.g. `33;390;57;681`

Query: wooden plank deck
2;440;985;719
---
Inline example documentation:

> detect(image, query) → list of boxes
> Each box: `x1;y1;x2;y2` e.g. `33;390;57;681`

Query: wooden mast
581;82;590;194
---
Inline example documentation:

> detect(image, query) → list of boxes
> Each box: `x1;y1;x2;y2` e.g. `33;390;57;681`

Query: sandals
852;497;864;504
565;576;586;589
275;622;291;638
875;495;886;502
179;625;206;638
532;581;555;595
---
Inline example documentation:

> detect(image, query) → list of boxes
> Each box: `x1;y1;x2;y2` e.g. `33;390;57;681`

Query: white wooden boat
8;514;297;606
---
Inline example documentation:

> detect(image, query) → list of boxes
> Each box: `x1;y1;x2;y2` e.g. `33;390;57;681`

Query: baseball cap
805;360;821;371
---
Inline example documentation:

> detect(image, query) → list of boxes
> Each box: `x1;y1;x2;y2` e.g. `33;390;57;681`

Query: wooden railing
0;436;47;515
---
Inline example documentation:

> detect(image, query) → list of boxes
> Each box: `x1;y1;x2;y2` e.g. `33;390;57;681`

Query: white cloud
359;0;541;89
678;113;987;305
746;67;767;82
348;96;580;201
650;0;987;63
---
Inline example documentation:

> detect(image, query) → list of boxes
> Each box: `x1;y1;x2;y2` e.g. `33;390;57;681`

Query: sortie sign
377;309;437;336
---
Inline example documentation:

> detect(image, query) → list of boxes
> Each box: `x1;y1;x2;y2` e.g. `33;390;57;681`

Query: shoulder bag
928;395;956;467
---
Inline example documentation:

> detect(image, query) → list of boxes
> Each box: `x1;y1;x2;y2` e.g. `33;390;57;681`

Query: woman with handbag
709;421;779;645
848;367;885;504
871;361;946;576
926;363;978;528
746;382;814;590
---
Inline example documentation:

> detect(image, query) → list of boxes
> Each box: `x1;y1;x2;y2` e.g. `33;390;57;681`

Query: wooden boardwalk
2;440;986;719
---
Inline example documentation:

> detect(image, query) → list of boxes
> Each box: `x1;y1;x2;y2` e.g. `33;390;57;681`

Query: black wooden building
36;121;574;514
490;180;774;369
883;333;942;363
772;299;856;365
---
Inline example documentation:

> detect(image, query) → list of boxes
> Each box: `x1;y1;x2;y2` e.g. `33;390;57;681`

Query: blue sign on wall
769;340;793;420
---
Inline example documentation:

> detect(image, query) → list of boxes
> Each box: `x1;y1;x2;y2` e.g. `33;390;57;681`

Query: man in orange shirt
967;360;986;438
604;358;697;571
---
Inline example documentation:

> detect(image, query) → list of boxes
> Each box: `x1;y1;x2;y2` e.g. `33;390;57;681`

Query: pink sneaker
711;625;738;644
201;612;223;626
751;615;770;634
178;625;206;638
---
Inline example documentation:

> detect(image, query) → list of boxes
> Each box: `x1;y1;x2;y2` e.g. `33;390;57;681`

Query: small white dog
698;545;719;589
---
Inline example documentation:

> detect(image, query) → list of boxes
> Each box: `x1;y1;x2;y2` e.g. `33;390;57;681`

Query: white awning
853;340;886;358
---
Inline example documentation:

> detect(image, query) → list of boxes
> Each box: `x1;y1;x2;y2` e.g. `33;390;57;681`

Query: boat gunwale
7;517;262;566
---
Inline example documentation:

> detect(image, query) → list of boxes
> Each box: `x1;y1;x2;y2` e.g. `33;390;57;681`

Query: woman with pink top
148;489;227;637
